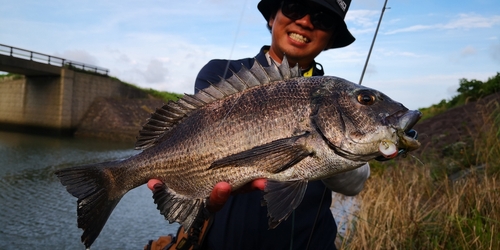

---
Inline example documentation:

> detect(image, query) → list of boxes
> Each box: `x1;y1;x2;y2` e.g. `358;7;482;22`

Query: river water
0;131;178;250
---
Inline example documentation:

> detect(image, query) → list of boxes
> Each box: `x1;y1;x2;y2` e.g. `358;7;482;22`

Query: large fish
56;58;421;248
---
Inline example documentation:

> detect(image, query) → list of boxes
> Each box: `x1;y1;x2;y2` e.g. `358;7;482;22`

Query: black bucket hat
257;0;355;49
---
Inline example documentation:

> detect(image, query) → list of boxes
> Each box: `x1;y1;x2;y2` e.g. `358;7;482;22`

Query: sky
1;0;499;110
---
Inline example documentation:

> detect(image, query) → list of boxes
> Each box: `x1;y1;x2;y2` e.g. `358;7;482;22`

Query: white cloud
441;13;500;29
378;49;426;58
54;50;98;65
460;46;477;57
385;24;432;35
142;59;168;84
385;13;500;35
347;10;380;28
449;45;479;63
490;42;500;63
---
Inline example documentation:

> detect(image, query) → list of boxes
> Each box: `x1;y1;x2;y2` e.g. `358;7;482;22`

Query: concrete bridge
0;44;147;135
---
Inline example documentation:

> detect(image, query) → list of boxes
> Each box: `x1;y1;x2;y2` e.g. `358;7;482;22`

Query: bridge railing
0;43;109;76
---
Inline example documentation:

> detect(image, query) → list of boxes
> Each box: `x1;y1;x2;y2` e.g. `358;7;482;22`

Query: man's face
268;5;335;69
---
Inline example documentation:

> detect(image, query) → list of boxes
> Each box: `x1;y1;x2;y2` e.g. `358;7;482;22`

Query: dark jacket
194;46;337;250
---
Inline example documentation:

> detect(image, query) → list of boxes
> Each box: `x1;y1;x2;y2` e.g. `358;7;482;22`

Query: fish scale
55;56;421;248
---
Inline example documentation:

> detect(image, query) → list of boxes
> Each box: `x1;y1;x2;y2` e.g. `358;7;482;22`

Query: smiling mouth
289;33;309;43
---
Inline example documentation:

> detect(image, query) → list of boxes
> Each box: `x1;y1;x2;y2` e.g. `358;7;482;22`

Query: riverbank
74;97;165;143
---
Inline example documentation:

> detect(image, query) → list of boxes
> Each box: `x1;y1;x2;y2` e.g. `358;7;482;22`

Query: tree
457;78;484;102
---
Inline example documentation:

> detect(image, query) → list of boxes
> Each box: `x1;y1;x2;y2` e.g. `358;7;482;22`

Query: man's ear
268;15;275;32
325;31;337;50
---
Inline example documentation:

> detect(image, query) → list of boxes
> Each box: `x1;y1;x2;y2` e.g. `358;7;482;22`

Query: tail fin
55;160;125;248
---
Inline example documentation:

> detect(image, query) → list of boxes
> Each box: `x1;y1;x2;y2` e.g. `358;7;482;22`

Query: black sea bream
56;58;421;248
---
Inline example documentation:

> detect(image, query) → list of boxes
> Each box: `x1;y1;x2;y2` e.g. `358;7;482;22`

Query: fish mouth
395;110;421;133
397;110;422;152
377;110;422;160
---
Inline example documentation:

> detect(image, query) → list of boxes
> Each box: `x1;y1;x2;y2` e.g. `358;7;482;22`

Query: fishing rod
359;0;389;85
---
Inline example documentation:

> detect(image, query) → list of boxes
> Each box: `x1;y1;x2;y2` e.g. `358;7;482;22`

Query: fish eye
357;91;376;105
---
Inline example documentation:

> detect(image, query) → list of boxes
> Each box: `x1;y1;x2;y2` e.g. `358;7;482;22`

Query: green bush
420;72;500;121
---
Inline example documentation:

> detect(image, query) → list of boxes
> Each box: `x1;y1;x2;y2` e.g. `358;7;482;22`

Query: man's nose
294;14;314;30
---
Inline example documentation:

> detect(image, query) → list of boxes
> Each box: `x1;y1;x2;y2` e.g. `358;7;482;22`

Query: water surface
0;131;178;249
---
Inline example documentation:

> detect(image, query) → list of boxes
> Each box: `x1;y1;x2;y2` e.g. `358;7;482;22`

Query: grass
143;88;183;102
116;78;183;102
336;98;500;249
0;73;24;81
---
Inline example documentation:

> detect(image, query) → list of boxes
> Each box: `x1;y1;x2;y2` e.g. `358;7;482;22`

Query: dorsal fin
135;55;301;150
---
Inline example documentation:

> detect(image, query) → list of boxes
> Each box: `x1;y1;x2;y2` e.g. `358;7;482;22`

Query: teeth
289;33;309;43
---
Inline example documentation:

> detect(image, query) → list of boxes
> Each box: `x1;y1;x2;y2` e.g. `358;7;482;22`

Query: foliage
117;79;183;102
143;88;183;102
0;73;24;81
419;72;500;121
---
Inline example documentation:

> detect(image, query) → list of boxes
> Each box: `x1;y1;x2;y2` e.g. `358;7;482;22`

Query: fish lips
397;110;422;133
396;110;422;151
377;110;422;160
383;109;421;132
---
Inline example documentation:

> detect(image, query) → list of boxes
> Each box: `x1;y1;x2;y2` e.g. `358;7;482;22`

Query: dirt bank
74;97;165;142
413;92;500;156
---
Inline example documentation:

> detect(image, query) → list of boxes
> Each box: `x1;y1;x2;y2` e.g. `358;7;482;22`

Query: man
145;0;370;249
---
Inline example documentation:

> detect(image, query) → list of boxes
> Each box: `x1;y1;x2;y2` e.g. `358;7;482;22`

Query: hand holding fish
147;179;267;212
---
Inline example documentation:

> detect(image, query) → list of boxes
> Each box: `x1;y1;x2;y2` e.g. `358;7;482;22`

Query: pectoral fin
209;133;313;173
262;179;308;229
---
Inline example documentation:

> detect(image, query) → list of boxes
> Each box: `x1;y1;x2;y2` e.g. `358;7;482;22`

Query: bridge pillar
0;68;148;135
24;74;67;130
0;44;150;135
59;68;74;130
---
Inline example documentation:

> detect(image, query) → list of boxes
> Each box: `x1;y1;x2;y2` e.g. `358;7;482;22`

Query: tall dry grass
336;99;500;249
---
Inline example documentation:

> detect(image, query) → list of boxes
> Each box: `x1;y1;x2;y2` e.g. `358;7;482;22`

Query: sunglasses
281;1;337;30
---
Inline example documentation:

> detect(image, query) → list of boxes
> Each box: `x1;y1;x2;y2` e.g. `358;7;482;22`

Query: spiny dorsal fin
135;55;301;150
